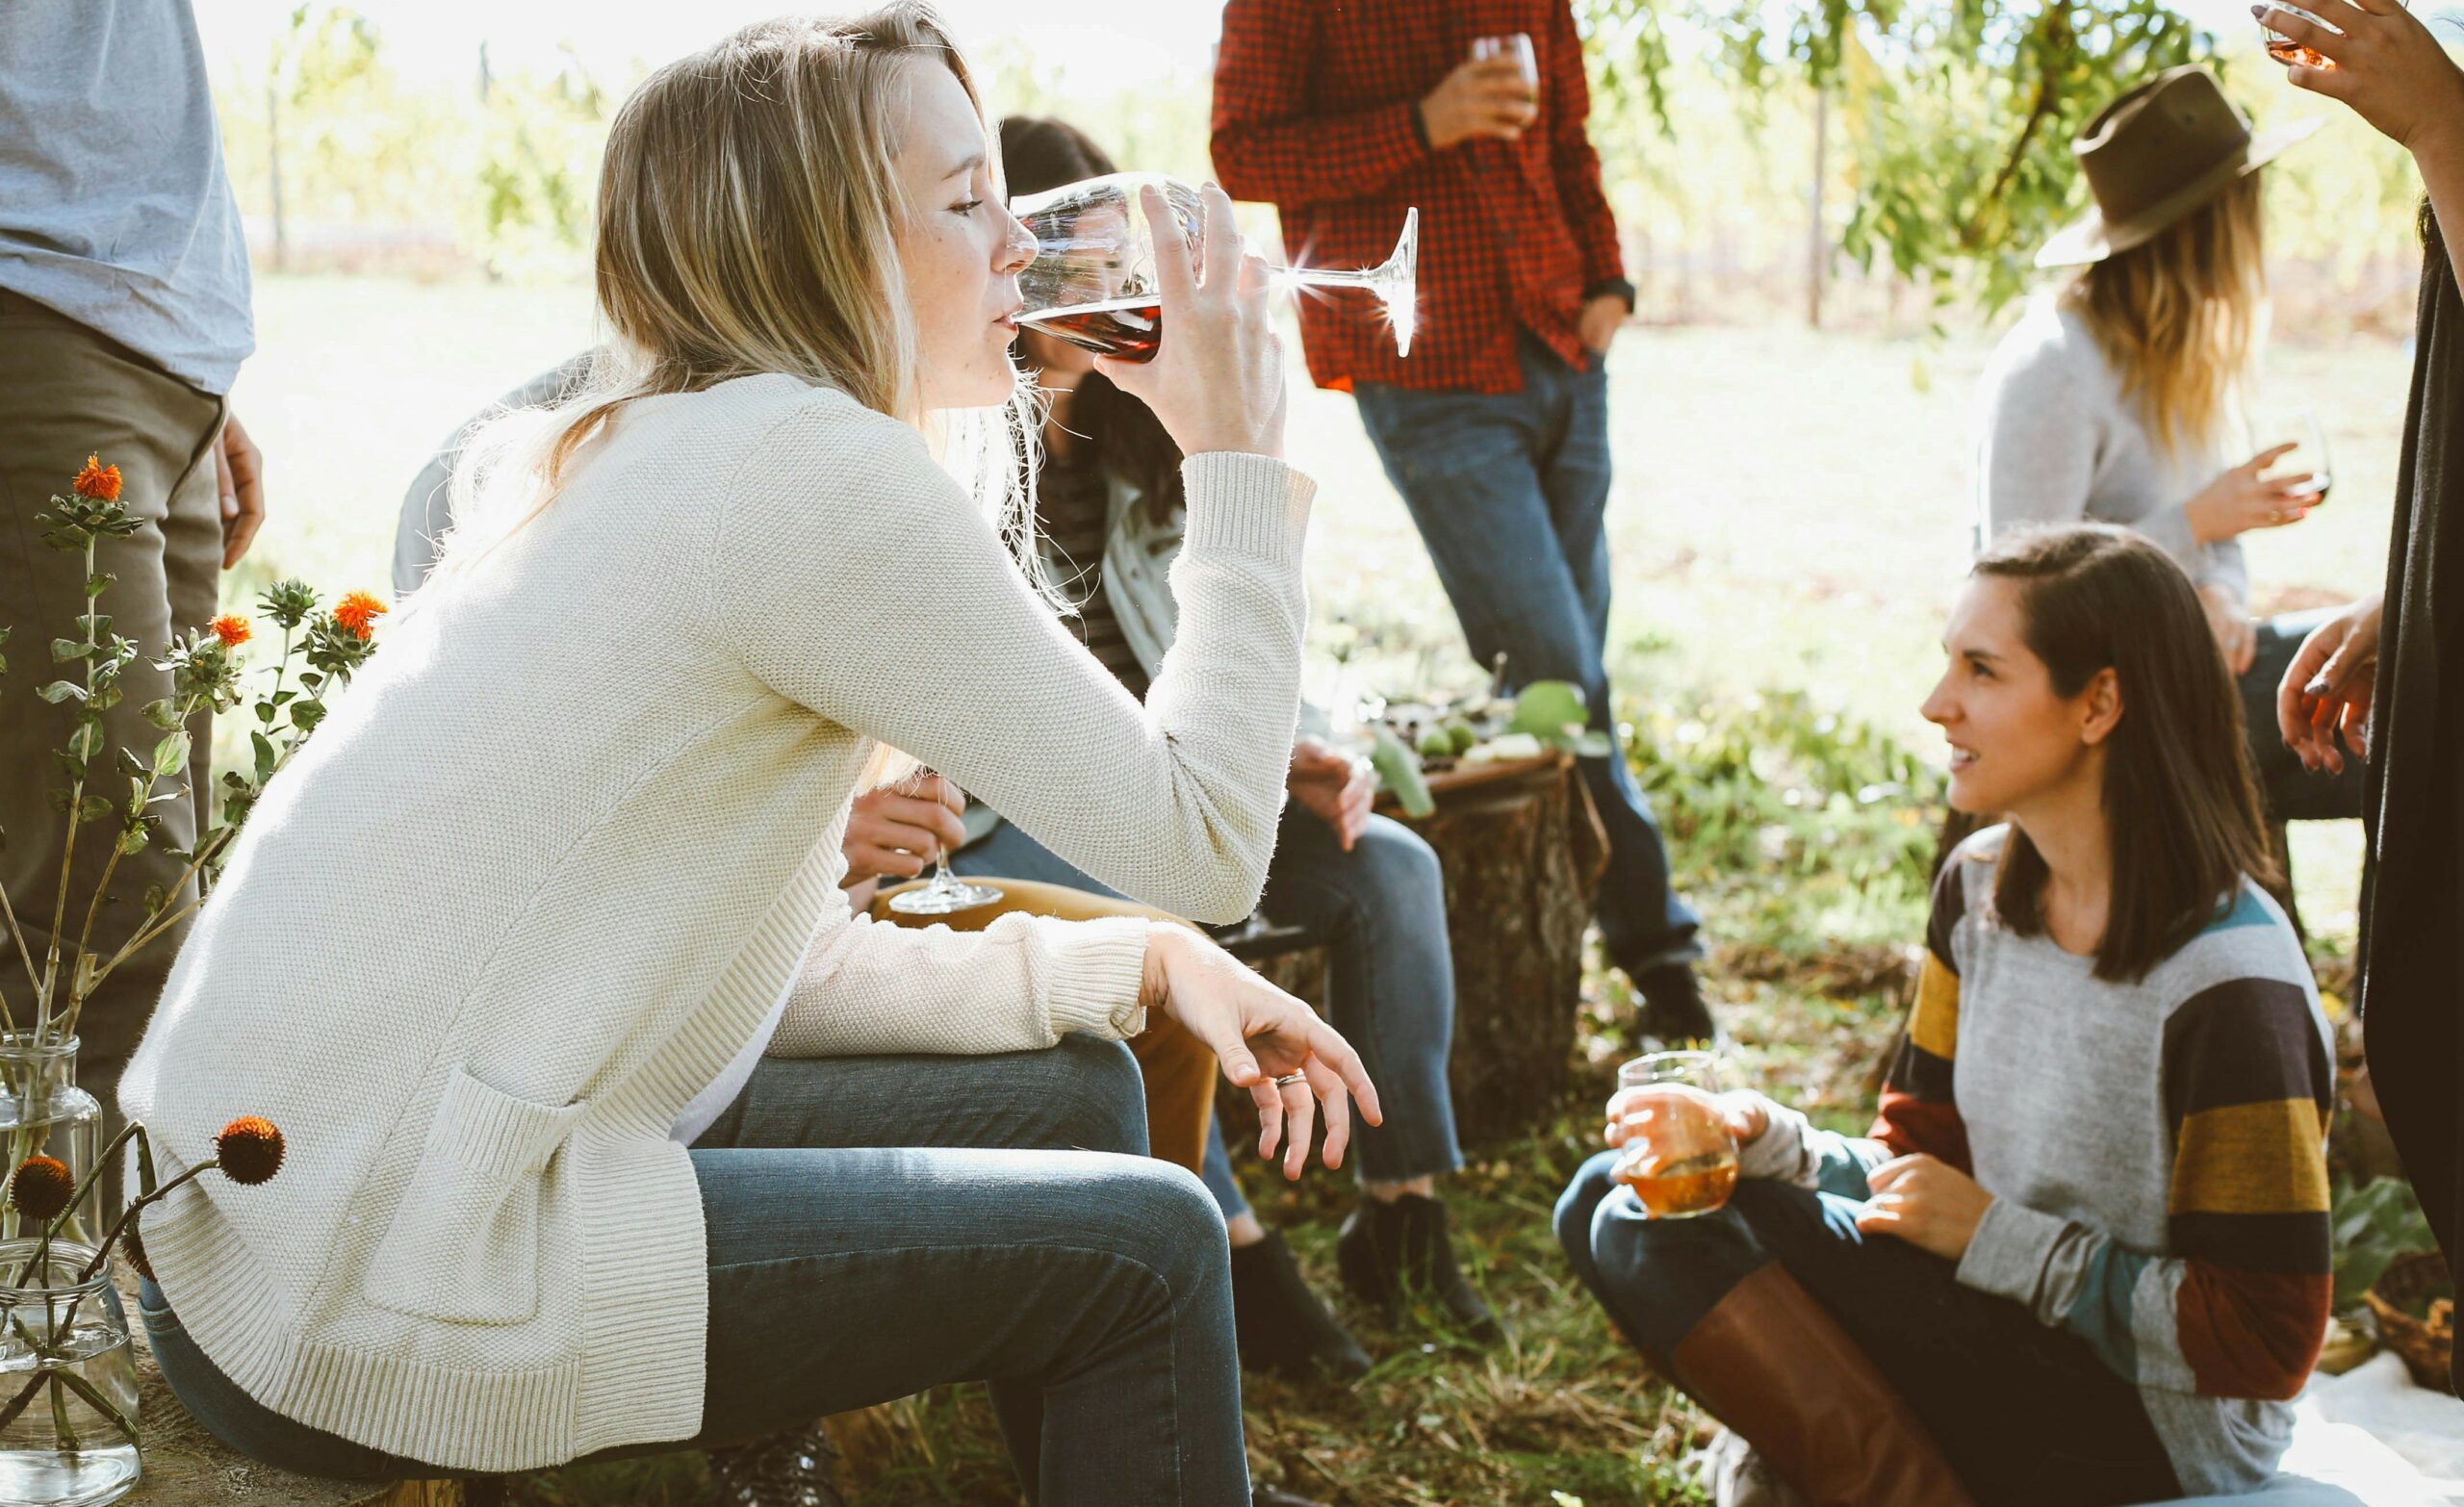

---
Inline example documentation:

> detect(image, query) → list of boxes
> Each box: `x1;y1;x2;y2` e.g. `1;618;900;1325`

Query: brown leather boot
1670;1263;1976;1507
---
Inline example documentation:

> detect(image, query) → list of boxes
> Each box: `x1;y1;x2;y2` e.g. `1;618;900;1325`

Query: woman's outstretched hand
2277;592;2382;773
1094;181;1287;461
1142;926;1382;1180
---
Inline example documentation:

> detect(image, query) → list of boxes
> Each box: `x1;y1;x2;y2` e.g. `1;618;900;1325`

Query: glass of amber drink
1611;1050;1741;1218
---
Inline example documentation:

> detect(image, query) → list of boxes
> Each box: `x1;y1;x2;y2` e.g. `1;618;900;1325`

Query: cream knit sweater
117;373;1315;1471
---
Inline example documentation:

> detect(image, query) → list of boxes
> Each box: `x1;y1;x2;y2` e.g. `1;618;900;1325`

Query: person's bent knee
1040;1034;1149;1158
1555;1150;1623;1267
1079;1155;1228;1304
1351;818;1446;912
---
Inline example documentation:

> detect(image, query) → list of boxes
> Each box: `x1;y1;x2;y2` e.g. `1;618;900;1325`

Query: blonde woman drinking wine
1559;526;2333;1504
116;10;1378;1506
1973;65;2360;827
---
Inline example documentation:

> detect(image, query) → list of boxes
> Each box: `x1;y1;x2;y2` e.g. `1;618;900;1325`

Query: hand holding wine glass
1422;45;1539;148
1082;181;1288;461
2260;0;2464;157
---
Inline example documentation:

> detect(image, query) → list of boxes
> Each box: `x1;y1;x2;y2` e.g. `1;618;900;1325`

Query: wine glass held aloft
1013;173;1419;361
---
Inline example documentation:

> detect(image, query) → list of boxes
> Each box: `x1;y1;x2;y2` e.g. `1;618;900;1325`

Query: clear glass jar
0;1039;101;1250
0;1239;140;1507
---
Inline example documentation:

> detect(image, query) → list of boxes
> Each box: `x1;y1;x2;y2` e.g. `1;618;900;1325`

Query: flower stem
75;1159;215;1286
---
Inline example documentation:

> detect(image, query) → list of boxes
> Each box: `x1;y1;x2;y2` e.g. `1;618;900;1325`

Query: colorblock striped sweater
1743;826;2333;1495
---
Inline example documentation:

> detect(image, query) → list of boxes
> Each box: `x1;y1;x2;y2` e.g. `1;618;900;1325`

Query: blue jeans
140;1036;1249;1505
1553;1154;2181;1504
957;806;1464;1220
1354;335;1703;977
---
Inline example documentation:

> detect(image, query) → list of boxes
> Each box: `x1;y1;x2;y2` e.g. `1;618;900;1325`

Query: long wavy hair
433;6;1035;585
2064;170;2268;463
1974;524;2276;981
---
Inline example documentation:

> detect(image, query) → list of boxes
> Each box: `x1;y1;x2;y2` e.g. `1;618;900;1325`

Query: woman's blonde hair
432;5;1037;587
2063;170;2268;461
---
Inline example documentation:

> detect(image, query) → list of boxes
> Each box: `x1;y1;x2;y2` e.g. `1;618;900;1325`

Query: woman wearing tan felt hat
1971;63;2361;831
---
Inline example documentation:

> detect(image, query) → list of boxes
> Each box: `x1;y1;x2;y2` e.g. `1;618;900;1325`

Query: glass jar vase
0;1039;100;1250
0;1239;140;1507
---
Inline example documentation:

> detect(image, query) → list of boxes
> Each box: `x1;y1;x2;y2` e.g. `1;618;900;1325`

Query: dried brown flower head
8;1157;74;1225
71;455;122;502
215;1116;285;1186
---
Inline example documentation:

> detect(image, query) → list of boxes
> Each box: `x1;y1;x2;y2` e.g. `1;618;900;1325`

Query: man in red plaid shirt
1213;1;1711;1043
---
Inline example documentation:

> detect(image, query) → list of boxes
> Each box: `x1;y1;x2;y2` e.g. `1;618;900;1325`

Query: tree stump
1378;753;1608;1147
117;1269;463;1507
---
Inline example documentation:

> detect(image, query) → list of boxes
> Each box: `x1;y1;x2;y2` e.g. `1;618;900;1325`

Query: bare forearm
2419;123;2464;305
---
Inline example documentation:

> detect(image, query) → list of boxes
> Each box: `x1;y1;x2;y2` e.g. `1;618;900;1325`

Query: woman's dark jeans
1554;1154;2183;1505
140;1036;1251;1505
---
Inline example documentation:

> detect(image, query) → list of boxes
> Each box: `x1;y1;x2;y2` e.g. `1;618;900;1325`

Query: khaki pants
0;289;225;1116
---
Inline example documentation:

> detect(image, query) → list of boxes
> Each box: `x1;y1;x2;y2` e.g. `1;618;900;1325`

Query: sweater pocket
362;1065;586;1326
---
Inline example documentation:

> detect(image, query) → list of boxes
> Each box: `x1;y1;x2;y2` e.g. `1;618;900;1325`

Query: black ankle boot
1229;1230;1373;1381
1335;1194;1503;1342
704;1418;847;1507
1632;962;1717;1045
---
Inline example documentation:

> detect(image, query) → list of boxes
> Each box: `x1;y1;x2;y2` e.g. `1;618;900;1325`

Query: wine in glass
1610;1050;1740;1219
886;770;1001;916
1013;174;1420;361
2258;3;2338;67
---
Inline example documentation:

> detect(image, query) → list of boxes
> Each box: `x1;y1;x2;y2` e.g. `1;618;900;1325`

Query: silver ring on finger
1273;1072;1307;1087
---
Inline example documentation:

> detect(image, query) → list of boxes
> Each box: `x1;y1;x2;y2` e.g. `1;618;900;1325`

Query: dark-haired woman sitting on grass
1556;524;2332;1505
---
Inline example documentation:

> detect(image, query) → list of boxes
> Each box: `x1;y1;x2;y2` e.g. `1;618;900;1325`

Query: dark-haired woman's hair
1974;524;2277;981
998;115;1184;524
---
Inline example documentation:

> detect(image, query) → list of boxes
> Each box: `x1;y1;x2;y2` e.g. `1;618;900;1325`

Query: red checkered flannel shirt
1211;0;1630;395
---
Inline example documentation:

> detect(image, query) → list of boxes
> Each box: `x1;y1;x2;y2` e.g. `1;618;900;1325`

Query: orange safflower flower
332;591;388;641
71;455;122;502
210;614;252;648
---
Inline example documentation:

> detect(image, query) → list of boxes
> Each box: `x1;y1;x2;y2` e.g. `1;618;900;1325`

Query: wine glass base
887;880;1004;916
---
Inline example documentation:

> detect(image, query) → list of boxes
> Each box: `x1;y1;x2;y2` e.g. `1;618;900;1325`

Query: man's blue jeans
139;1037;1250;1505
958;805;1463;1220
1354;334;1702;977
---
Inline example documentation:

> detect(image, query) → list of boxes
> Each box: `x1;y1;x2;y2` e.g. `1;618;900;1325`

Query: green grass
203;274;2408;1505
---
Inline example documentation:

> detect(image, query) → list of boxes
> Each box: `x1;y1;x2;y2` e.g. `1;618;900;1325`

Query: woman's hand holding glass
1603;1086;1769;1155
1141;926;1382;1180
1090;182;1288;462
841;774;968;887
2261;0;2464;155
2186;443;2318;543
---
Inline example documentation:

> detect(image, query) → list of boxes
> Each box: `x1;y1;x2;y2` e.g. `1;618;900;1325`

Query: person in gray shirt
1972;66;2358;825
1;1;272;1114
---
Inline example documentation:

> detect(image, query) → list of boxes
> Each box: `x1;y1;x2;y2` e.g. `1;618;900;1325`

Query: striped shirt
1745;825;2332;1494
1037;453;1151;699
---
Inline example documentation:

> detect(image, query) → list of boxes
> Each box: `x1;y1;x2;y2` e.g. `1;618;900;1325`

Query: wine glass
1013;173;1419;361
886;769;1001;916
1472;32;1539;94
1610;1050;1740;1219
2248;403;2333;507
2258;3;2338;67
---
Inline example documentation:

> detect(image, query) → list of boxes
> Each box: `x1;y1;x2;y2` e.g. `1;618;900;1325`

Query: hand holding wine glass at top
2258;0;2464;158
1420;46;1540;149
1083;180;1288;462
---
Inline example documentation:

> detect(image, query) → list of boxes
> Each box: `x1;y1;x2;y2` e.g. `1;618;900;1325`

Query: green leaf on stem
35;680;84;704
150;735;187;779
64;721;102;763
290;700;325;732
50;639;83;663
251;732;275;783
76;796;111;825
254;700;276;725
113;748;145;781
114;824;148;857
83;573;112;600
141;699;182;731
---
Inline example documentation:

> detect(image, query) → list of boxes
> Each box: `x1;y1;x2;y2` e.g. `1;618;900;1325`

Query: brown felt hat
2036;64;2320;268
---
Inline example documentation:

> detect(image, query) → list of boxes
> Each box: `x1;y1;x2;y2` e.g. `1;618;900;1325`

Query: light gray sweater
120;374;1315;1471
1972;298;2247;607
